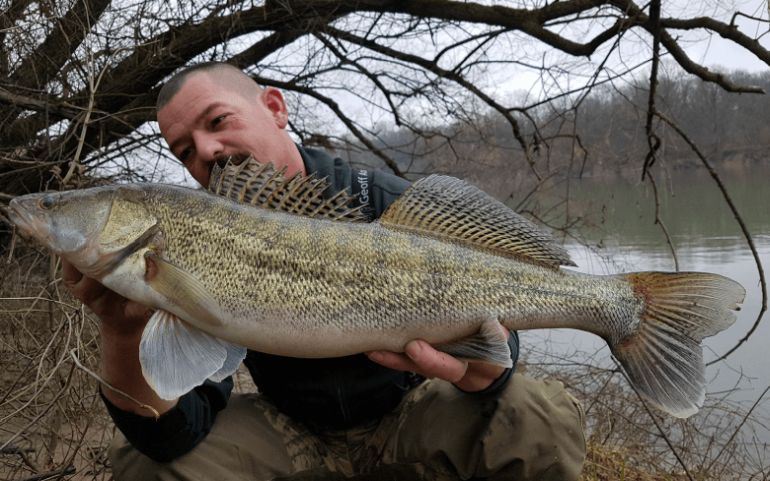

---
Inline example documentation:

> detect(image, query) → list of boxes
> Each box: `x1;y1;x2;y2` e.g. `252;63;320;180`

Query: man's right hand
61;259;153;334
61;259;178;415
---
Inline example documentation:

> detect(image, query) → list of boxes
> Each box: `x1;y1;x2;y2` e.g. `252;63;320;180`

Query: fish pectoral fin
145;252;223;327
139;310;245;400
435;320;513;368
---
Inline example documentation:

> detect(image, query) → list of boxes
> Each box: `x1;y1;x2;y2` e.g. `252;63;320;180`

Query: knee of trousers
388;374;586;481
478;373;587;481
108;394;300;481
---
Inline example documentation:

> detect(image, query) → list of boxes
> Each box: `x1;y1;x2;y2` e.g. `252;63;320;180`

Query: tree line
348;67;770;196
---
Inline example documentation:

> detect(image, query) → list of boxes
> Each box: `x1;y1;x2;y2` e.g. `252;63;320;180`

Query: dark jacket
103;147;518;462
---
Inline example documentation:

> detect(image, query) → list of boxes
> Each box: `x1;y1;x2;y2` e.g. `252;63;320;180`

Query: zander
8;159;745;418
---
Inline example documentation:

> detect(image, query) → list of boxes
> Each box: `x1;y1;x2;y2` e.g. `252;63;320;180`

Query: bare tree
1;0;768;192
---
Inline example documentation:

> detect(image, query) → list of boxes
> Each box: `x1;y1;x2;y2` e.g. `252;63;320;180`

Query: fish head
9;185;159;279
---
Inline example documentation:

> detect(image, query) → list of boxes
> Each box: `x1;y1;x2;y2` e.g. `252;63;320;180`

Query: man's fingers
61;259;107;303
367;342;468;382
368;341;471;383
404;340;468;383
73;276;110;305
125;301;154;323
61;259;83;286
366;350;420;373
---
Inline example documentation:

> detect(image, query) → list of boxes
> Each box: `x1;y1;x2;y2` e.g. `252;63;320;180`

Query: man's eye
211;115;227;127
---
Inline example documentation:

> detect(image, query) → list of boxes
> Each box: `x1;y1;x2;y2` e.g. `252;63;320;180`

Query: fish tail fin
611;271;745;418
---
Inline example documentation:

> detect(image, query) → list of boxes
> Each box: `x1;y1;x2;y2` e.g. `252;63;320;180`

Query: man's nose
193;132;224;162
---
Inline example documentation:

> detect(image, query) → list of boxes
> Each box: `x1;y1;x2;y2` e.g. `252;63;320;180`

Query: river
515;163;770;450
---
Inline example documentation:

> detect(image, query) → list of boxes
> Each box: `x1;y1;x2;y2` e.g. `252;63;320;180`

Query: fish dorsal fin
208;156;367;222
380;175;574;269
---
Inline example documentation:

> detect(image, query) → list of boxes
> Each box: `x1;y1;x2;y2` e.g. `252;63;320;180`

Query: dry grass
1;247;767;481
0;247;113;480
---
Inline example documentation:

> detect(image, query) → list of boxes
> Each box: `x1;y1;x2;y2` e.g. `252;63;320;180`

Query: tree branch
9;0;111;91
323;25;541;177
612;0;767;93
260;77;405;176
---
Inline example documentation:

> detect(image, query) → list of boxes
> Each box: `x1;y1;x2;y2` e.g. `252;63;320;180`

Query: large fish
7;159;744;418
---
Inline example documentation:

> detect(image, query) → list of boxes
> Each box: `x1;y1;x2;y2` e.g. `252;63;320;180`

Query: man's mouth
217;153;251;168
210;154;252;184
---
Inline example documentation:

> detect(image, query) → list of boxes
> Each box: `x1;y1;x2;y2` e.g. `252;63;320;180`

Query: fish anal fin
611;271;745;418
139;310;243;400
144;252;223;327
435;320;512;368
379;175;574;269
208;156;367;222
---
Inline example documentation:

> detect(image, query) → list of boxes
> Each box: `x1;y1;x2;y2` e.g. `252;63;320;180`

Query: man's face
157;71;299;187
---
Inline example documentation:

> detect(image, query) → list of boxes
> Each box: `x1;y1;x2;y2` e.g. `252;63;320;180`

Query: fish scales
7;170;745;418
135;185;637;354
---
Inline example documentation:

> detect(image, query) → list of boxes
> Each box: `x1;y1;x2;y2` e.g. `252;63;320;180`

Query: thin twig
0;445;35;454
656;112;767;364
706;384;770;473
0;364;76;453
639;0;678;270
613;358;696;481
68;350;160;419
14;465;75;481
61;48;111;187
647;173;679;271
7;225;17;264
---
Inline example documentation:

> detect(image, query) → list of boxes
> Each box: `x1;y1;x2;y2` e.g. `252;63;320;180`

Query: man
63;62;586;480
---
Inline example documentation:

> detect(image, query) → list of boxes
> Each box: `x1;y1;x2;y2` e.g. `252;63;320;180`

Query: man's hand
367;330;510;392
61;260;152;334
62;259;178;415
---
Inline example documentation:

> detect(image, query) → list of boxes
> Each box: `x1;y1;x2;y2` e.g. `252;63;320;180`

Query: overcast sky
687;0;770;71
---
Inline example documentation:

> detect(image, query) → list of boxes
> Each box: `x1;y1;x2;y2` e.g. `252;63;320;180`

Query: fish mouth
7;196;49;245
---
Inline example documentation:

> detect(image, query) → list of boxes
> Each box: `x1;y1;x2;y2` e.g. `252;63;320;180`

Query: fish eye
38;195;55;210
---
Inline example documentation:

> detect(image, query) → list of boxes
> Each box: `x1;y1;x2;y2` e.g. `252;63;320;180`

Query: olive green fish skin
8;180;744;417
116;184;642;357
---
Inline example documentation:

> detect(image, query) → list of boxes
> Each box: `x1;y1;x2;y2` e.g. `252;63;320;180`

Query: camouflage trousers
110;374;586;480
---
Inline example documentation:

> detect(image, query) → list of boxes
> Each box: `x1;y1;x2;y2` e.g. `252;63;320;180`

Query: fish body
8;164;745;418
108;185;635;354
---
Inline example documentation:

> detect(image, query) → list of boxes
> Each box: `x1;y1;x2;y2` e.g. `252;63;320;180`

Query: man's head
157;62;304;187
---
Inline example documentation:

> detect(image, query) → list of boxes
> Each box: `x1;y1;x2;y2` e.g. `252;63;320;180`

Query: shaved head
156;62;261;111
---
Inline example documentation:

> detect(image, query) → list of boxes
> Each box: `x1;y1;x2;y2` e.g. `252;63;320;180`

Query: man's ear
260;87;289;129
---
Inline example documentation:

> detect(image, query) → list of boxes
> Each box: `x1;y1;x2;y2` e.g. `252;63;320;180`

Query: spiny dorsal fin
379;175;575;269
208;156;367;222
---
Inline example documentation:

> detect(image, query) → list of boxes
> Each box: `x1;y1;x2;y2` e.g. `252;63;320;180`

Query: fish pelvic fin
612;271;745;419
379;175;574;269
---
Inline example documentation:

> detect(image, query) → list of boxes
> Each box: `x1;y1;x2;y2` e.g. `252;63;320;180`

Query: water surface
517;163;770;443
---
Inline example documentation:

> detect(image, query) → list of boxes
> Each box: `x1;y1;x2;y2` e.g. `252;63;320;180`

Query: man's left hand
366;332;509;392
